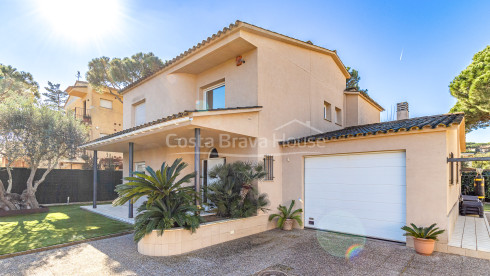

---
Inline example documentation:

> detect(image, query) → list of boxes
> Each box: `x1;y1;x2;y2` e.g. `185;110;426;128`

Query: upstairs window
324;101;332;121
335;107;342;125
100;99;113;109
134;101;146;126
204;83;225;110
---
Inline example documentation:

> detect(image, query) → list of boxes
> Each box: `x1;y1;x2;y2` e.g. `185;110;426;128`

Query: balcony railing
74;107;91;123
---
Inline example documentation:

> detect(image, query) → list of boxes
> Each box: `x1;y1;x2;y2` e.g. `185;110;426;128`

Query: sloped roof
280;113;465;145
82;106;262;146
118;20;349;95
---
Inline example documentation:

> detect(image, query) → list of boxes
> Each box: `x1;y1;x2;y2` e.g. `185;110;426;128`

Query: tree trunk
0;179;17;211
25;167;40;209
6;166;13;193
239;184;252;205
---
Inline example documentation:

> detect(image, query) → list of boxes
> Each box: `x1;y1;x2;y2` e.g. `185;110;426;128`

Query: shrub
401;223;445;240
206;161;269;218
268;200;303;229
113;158;203;242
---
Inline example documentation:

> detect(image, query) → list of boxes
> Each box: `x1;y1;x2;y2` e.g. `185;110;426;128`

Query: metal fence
462;171;490;201
0;168;122;204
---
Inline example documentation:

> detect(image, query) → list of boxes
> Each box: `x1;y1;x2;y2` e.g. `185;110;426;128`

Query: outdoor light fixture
236;56;245;66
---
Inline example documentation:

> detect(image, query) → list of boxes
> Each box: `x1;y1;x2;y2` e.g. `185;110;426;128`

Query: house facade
62;81;124;169
82;21;465;250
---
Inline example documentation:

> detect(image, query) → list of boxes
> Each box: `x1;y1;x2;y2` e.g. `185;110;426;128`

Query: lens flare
345;243;364;261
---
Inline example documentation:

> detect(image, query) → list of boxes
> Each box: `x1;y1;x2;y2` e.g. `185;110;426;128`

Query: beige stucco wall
280;128;458;245
344;93;381;127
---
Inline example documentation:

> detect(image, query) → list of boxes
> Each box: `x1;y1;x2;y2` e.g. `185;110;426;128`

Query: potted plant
401;223;445;256
268;200;303;231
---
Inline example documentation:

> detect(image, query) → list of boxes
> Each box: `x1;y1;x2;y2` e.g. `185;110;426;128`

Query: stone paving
1;229;490;275
448;215;490;257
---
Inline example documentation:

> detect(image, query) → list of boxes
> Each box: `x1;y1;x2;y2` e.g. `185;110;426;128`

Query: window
264;155;274;181
134;162;146;173
134;102;146;126
100;99;113;109
324;101;332;121
204;83;225;110
335;107;342;125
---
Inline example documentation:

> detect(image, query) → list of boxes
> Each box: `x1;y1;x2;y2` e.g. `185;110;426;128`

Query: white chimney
397;102;409;120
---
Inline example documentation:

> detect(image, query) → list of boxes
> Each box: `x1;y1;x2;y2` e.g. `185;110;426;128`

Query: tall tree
450;46;490;132
0;97;88;209
43;81;68;110
0;64;40;101
346;67;368;93
86;52;165;103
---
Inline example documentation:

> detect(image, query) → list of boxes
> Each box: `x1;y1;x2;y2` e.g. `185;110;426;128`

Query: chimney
397;102;409;120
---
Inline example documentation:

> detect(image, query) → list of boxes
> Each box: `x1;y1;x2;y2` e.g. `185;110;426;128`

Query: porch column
194;128;200;204
92;150;97;208
128;142;134;218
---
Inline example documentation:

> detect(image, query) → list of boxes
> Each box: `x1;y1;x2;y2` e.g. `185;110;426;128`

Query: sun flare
34;0;124;44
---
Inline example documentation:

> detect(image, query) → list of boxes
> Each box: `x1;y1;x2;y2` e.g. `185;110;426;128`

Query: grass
485;203;490;212
0;204;133;255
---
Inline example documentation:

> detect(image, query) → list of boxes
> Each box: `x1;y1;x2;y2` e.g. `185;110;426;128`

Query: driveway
1;229;489;276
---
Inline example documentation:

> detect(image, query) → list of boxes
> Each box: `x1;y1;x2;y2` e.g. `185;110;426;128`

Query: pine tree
43;81;68;110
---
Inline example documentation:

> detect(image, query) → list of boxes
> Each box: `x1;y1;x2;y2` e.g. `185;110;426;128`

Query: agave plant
113;158;203;242
268;200;303;229
401;223;445;240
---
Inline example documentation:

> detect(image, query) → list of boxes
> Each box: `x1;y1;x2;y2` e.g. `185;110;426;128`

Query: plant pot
413;238;435;256
282;219;294;231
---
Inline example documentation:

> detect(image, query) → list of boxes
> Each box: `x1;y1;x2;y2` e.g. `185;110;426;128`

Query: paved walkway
81;203;138;224
1;229;490;275
448;215;490;255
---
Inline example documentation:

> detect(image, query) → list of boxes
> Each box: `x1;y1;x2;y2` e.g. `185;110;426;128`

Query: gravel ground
1;229;490;276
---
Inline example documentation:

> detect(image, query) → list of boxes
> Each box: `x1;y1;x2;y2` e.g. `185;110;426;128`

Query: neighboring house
62;81;123;170
81;21;465;250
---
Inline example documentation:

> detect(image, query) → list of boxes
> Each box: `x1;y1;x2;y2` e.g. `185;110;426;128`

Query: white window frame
203;82;225;110
133;101;146;127
134;161;146;173
100;99;113;109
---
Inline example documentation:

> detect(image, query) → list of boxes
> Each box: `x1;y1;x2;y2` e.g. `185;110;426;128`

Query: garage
304;151;406;242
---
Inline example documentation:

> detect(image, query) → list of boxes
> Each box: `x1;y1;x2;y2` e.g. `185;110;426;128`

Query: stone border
138;214;275;256
0;206;49;217
0;231;133;260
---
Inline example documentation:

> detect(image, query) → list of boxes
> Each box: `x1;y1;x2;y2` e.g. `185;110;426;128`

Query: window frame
100;99;113;109
134;161;146;173
133;101;146;127
324;101;332;121
335;107;342;125
203;82;225;110
264;155;274;181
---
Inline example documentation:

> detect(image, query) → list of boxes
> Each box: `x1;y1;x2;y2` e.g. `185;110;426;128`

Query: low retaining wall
137;214;275;256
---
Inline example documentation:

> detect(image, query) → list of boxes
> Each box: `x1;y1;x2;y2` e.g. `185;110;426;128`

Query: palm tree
113;158;203;242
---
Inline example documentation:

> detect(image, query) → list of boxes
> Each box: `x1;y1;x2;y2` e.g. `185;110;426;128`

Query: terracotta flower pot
413;238;435;256
282;219;294;231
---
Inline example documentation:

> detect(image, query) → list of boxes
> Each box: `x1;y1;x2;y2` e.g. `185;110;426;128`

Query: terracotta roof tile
280;113;464;145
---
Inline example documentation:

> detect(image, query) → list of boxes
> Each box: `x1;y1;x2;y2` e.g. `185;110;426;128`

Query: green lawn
0;204;133;255
485;203;490;212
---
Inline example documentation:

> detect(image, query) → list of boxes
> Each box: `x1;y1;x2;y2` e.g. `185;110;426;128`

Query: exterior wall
357;96;381;125
444;125;464;242
280;129;454;245
137;214;275;256
344;93;381;127
121;49;258;129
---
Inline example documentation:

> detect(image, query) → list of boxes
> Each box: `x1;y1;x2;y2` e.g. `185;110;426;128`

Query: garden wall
137;214;276;256
0;168;122;204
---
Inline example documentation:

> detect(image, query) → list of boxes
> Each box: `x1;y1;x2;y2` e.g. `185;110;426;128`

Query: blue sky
0;0;489;142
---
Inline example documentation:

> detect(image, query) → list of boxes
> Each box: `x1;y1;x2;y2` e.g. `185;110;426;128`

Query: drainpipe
129;142;134;218
194;128;200;205
93;150;97;208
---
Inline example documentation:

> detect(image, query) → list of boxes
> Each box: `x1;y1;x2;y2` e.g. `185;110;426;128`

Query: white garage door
304;151;406;242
